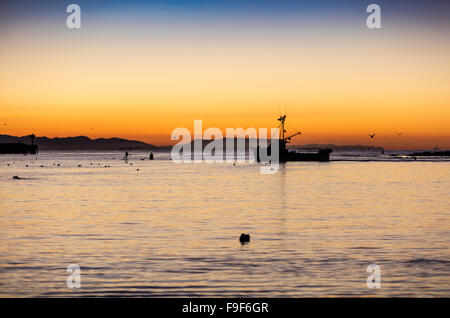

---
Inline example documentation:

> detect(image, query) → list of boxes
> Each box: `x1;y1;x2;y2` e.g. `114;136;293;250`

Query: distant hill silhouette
288;144;384;151
175;138;383;152
0;135;384;152
0;135;159;151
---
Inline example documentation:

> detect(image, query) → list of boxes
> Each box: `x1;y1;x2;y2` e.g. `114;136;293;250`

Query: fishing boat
255;115;332;162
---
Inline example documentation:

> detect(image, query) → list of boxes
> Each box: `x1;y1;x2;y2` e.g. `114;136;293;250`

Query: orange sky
1;14;449;150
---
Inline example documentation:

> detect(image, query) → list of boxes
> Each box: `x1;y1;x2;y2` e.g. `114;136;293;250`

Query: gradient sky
1;0;449;149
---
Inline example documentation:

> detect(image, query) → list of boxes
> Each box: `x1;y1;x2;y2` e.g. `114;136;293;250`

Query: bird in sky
368;134;376;138
396;132;404;136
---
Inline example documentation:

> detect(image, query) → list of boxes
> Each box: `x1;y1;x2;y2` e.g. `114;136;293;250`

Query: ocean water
0;151;449;297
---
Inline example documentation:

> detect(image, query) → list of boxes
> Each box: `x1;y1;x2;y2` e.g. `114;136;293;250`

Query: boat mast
278;114;286;140
277;114;302;145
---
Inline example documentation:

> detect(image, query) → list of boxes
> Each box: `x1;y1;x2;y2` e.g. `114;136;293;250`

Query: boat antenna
271;121;283;139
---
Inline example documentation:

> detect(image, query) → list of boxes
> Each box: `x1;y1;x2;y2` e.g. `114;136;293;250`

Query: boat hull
280;148;332;162
255;147;332;162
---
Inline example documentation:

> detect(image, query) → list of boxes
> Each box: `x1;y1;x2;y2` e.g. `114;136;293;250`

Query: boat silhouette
255;115;332;162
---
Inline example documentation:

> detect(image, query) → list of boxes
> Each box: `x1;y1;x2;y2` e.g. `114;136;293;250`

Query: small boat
255;115;332;162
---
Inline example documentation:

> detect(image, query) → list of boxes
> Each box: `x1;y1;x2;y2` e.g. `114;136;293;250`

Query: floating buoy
239;233;250;243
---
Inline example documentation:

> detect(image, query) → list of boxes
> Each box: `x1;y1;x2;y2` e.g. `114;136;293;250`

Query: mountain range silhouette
0;135;383;152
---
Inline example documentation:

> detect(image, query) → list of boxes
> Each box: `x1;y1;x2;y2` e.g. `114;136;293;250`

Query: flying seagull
368;134;376;138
